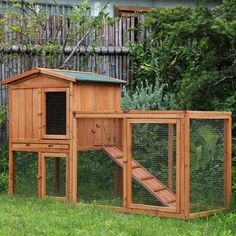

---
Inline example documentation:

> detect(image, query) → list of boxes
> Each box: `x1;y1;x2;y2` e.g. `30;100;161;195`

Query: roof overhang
2;67;126;85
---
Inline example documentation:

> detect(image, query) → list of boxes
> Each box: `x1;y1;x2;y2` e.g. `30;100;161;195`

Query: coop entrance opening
41;153;68;199
129;119;180;211
14;152;38;196
77;150;123;207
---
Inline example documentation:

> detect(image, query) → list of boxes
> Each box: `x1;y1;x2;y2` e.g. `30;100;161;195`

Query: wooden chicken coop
3;68;232;219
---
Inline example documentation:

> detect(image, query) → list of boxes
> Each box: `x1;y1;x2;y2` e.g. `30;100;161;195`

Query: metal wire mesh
45;157;66;197
190;119;225;212
77;151;123;207
14;152;38;196
131;123;176;207
46;92;66;135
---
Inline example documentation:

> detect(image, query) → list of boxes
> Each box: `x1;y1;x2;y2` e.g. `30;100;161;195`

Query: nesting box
3;68;232;219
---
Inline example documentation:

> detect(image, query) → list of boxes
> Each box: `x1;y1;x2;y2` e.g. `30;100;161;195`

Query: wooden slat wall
75;83;121;150
11;88;40;141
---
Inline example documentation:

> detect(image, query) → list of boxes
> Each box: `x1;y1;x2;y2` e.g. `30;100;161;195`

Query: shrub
121;80;178;110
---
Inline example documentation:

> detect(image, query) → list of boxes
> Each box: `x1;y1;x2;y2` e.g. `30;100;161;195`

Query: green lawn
0;194;235;236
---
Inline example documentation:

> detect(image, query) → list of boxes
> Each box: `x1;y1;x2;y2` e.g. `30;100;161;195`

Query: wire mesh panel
46;92;66;135
45;157;66;197
131;123;177;208
190;119;225;213
77;151;123;207
14;152;38;196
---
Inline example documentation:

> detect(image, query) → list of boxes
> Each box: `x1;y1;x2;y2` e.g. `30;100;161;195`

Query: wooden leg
55;157;60;193
38;152;42;198
8;150;15;197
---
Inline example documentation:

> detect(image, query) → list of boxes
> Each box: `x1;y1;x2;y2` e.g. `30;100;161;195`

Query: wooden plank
126;119;132;208
38;152;42;198
189;209;226;219
180;118;185;214
2;67;40;85
176;120;181;213
71;82;77;204
130;204;176;213
41;154;46;198
122;118;127;208
11;89;19;139
25;89;33;139
32;89;39;140
224;118;232;208
103;145;176;208
18;89;26;139
12;139;70;144
188;111;231;119
168;124;174;190
75;113;185;119
11;74;70;89
184;112;190;218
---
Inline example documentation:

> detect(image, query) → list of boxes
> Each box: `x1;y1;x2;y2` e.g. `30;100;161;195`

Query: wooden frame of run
74;111;231;219
126;118;181;214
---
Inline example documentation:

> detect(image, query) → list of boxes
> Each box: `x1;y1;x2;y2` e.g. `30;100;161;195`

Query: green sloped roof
59;71;126;84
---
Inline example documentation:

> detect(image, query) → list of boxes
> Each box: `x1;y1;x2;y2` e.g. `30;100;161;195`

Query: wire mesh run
190;119;225;213
77;151;123;207
131;123;177;207
45;157;66;197
14;152;38;196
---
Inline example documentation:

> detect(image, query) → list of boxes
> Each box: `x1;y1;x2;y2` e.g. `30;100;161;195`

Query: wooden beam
38;152;42;198
187;111;231;119
184;112;190;218
122;118;127;208
126;119;132;208
8;150;15;197
168;124;174;191
188;208;226;219
176;120;181;213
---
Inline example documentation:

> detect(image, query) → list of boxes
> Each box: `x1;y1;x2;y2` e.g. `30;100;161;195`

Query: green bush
121;80;178;110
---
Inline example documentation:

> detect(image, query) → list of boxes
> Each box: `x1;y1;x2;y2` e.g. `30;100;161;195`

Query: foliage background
128;0;236;206
0;0;235;209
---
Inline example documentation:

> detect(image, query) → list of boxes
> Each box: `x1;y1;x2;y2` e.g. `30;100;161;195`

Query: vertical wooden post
54;157;60;193
69;82;77;204
38;152;42;198
41;154;46;198
8;150;15;197
184;112;190;219
8;88;15;197
122;118;127;208
175;120;181;213
168;124;174;190
126;120;132;208
224;117;232;208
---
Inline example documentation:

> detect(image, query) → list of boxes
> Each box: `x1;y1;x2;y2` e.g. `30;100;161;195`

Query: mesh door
190;119;225;212
45;157;66;197
15;152;38;196
77;151;123;207
131;123;177;207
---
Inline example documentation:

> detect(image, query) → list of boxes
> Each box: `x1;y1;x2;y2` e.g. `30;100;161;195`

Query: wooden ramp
103;146;176;207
